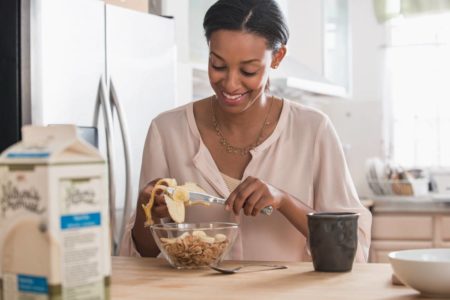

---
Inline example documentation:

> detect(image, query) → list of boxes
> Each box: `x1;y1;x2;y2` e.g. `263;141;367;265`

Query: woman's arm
277;191;314;238
225;176;314;238
225;115;371;261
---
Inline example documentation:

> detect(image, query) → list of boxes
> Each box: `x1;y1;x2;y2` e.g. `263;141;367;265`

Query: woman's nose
223;70;241;91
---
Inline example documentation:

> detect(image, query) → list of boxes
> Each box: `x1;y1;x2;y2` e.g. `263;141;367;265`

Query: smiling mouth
222;91;249;102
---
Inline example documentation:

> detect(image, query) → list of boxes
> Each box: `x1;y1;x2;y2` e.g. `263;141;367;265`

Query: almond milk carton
0;125;110;300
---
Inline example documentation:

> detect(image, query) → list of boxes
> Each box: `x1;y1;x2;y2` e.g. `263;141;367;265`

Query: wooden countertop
111;256;434;300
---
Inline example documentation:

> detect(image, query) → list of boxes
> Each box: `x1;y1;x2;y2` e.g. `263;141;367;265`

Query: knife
165;187;273;216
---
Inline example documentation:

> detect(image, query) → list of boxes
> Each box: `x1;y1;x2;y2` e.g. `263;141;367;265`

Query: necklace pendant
211;94;274;156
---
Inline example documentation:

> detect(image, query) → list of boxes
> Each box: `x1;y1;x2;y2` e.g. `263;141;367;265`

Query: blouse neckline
186;98;290;156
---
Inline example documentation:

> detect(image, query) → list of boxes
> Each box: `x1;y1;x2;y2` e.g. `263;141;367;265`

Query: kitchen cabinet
436;216;450;247
370;210;450;263
288;0;350;94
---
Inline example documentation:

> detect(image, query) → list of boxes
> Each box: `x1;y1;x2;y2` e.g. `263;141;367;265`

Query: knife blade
165;187;273;216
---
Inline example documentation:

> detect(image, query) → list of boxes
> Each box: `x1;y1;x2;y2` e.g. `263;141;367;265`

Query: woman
120;0;372;262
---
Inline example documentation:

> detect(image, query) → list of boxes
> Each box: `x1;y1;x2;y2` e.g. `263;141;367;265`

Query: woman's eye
211;65;226;71
241;70;257;77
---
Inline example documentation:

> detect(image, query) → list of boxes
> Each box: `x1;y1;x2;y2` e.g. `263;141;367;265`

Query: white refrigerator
22;0;177;254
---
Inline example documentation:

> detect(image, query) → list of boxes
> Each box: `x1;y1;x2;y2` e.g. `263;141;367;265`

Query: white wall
287;0;324;73
350;0;385;102
319;99;383;197
162;0;193;105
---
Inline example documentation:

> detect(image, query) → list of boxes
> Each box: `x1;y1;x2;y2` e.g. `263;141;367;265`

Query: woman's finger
153;194;166;206
228;177;259;215
252;195;271;216
243;189;264;216
153;205;169;218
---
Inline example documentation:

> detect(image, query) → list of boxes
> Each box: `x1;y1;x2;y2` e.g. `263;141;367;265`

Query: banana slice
164;194;185;223
200;236;215;244
214;233;227;242
192;230;206;238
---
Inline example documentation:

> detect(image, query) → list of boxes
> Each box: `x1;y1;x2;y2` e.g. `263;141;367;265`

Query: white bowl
388;248;450;297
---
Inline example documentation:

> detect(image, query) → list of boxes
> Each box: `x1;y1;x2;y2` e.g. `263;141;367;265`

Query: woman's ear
271;45;287;69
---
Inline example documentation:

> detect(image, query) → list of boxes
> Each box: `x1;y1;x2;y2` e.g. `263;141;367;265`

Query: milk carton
0;125;110;300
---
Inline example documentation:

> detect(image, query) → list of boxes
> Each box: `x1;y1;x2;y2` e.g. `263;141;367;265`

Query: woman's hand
138;178;170;220
133;178;170;257
225;176;286;216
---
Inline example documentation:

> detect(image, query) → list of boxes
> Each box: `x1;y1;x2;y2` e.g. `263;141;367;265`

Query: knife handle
261;205;273;216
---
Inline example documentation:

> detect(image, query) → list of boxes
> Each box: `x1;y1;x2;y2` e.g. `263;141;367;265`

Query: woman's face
208;30;273;114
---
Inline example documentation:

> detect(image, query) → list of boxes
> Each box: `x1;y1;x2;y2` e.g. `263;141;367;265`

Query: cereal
160;231;230;267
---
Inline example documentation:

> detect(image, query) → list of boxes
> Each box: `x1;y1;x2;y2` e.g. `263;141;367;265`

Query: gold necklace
211;95;274;156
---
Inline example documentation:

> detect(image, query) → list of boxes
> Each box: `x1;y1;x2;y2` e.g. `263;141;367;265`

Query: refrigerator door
29;0;105;127
105;5;176;241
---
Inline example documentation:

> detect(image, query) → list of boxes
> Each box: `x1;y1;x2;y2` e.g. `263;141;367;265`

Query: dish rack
368;178;429;196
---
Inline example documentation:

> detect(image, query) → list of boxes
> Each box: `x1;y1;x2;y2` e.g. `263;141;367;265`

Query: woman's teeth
223;92;245;100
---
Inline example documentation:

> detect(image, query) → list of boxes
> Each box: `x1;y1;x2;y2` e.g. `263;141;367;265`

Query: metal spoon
209;264;287;274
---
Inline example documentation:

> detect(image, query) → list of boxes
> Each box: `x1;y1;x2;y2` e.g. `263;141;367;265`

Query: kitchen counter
369;195;450;262
370;196;450;213
111;256;433;300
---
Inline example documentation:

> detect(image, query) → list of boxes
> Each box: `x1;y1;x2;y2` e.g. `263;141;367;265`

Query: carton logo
0;181;45;215
64;183;97;210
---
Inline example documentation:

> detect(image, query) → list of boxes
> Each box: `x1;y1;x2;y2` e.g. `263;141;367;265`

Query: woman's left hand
225;176;286;216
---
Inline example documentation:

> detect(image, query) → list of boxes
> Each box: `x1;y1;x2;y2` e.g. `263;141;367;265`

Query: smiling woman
120;0;372;264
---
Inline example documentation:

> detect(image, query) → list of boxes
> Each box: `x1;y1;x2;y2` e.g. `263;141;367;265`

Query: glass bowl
150;222;239;269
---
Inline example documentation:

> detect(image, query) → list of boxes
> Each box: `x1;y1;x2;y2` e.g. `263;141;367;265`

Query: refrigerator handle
109;78;133;255
94;76;118;254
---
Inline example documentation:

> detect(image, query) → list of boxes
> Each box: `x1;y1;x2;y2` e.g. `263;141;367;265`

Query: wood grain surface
111;256;435;300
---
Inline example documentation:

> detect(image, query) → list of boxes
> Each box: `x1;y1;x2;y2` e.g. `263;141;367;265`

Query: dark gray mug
307;212;359;272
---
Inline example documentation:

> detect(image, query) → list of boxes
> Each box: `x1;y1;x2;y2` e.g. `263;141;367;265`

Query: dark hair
203;0;289;52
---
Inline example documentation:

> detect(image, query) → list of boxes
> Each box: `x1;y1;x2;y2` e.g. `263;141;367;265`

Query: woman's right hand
138;178;170;220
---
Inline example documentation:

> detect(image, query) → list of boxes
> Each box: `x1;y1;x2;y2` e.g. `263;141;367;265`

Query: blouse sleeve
138;121;170;190
312;116;372;262
118;121;170;256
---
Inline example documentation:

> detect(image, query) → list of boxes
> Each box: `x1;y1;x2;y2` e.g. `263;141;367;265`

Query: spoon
209;264;288;274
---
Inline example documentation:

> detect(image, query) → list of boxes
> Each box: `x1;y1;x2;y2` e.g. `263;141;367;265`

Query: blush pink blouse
119;100;372;262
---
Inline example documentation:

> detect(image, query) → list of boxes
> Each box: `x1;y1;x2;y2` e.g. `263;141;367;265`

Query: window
385;12;450;168
323;0;350;94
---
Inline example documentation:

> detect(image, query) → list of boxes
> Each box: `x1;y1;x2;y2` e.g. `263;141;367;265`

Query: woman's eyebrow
210;52;224;61
210;51;261;64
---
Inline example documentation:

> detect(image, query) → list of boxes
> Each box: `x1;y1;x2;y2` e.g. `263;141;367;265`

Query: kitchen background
1;0;449;260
